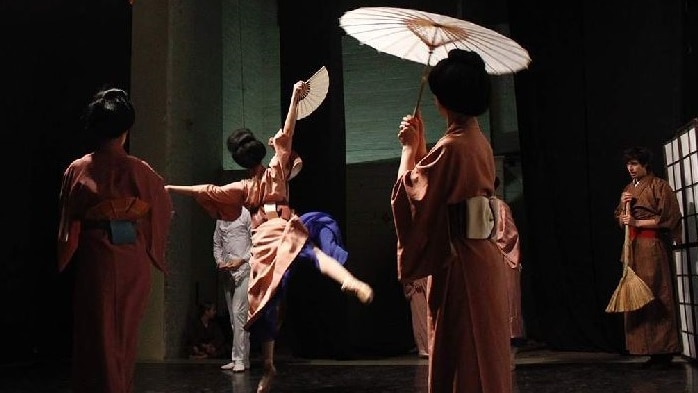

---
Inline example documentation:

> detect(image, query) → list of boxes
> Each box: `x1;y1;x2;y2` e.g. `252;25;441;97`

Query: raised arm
396;111;425;179
280;80;307;140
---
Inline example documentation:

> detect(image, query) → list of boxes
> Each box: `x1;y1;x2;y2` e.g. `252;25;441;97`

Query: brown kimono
494;197;523;339
391;122;511;393
57;144;172;393
403;277;429;356
184;131;307;329
614;174;682;355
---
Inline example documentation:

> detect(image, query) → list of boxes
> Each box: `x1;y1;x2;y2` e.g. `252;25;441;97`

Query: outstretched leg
256;340;277;393
312;246;374;304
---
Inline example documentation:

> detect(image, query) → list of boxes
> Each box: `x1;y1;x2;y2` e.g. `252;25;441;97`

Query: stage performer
166;80;373;393
615;146;682;369
57;87;172;393
391;49;511;393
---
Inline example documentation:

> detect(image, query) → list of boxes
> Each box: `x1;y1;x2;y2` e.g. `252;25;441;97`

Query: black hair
226;128;267;169
427;49;491;116
83;87;135;141
622;146;652;170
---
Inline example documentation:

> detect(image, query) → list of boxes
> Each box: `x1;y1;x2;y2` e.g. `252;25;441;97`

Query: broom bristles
605;266;654;313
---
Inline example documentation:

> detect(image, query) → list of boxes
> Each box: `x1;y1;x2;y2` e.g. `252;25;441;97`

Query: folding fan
297;66;329;120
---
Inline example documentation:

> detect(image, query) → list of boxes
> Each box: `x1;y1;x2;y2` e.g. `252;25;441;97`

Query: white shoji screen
664;118;698;360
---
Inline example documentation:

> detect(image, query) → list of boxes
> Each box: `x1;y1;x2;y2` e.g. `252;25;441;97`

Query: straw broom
605;202;654;313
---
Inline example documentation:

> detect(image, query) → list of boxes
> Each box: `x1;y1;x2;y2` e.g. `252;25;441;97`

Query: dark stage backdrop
508;0;695;352
1;1;133;362
2;0;696;363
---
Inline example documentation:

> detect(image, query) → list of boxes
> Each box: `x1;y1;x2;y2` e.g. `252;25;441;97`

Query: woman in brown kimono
391;49;512;393
57;88;173;393
166;80;373;393
616;146;682;369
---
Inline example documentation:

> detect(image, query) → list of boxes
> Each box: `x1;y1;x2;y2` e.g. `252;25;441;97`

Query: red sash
629;227;659;240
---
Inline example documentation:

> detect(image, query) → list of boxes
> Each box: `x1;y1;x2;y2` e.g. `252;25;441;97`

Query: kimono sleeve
655;180;683;244
495;199;521;268
390;145;453;282
57;164;80;272
191;184;243;221
146;174;173;273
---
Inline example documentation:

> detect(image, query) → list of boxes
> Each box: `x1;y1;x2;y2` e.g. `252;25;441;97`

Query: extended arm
165;184;198;196
166;182;244;198
165;182;245;222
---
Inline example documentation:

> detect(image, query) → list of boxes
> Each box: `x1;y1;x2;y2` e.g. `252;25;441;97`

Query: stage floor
2;348;696;392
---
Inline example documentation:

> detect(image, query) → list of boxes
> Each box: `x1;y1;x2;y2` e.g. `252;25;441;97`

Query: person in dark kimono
391;49;511;393
166;80;373;393
57;87;172;393
615;146;682;369
185;301;226;359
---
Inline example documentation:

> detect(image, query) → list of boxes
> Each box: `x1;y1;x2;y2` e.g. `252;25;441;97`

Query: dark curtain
3;0;695;362
0;0;132;362
507;0;688;352
276;1;354;359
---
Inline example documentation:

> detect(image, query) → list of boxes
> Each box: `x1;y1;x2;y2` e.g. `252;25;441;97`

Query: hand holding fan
297;66;329;120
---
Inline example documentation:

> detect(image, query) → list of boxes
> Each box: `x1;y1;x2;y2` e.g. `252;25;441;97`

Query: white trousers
224;267;250;367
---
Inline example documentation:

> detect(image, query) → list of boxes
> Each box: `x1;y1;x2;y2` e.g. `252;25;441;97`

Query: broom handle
623;201;630;267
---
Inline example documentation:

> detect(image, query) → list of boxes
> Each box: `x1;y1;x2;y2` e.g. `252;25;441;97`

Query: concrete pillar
130;0;222;359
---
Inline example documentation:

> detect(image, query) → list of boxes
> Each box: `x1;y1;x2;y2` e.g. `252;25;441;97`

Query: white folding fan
297;66;329;120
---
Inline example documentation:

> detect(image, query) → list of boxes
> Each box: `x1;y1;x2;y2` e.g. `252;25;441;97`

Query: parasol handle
413;65;430;116
413;51;434;116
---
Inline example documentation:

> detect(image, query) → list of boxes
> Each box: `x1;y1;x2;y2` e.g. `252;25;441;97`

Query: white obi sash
448;196;498;240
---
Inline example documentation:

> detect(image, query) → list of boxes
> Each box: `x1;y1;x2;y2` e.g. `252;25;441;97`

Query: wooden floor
2;347;697;393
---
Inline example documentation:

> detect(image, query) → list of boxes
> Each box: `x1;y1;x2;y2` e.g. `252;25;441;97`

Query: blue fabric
296;211;348;267
248;211;348;342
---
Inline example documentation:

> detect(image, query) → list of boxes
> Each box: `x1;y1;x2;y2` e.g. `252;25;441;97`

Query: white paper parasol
339;7;531;112
339;7;531;74
297;66;329;120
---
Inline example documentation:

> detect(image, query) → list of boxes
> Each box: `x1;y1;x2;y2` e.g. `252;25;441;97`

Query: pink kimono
184;131;307;329
392;121;511;393
57;144;172;393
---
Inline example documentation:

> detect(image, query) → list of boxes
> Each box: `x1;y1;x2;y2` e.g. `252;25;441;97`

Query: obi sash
447;196;498;240
629;227;660;240
83;197;151;245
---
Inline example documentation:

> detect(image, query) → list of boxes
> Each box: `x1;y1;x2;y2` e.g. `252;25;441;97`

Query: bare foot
342;278;374;304
256;365;277;393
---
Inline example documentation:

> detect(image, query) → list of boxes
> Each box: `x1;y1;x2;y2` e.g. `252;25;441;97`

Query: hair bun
227;128;255;152
226;128;266;169
427;48;490;116
83;87;135;142
448;49;486;70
